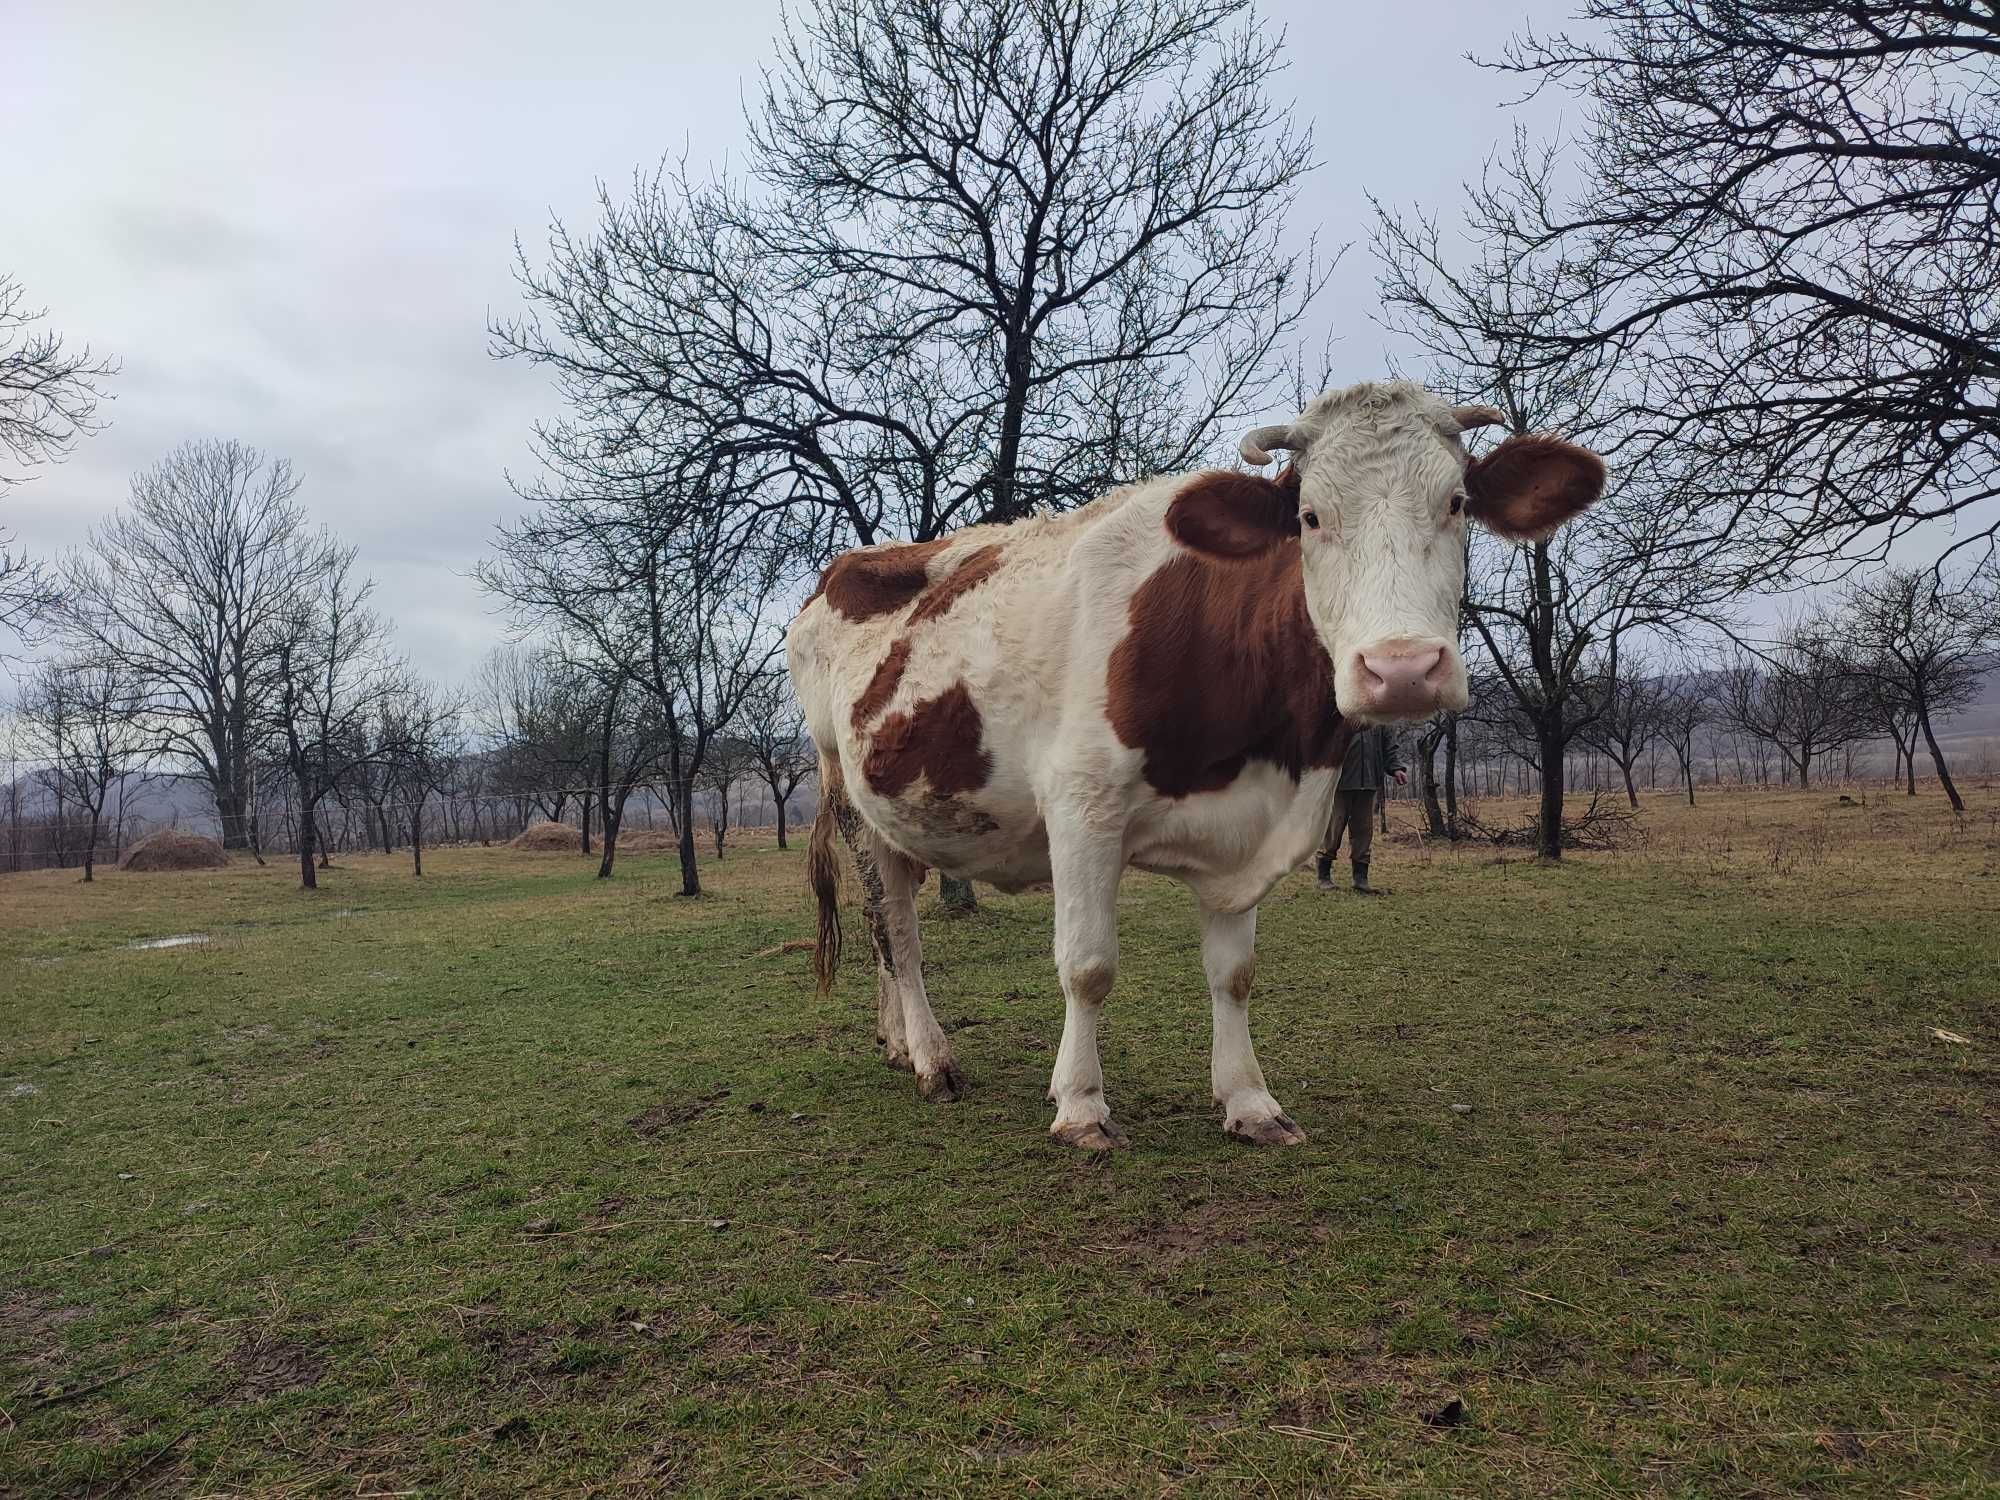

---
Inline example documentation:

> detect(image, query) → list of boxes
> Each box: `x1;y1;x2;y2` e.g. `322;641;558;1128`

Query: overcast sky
5;0;1574;680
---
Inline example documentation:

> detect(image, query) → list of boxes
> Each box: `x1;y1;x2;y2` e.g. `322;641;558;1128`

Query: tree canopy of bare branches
1373;169;1735;858
2;274;117;638
1720;616;1875;791
17;657;149;881
56;440;334;850
736;671;817;850
1834;562;1998;810
478;476;782;896
257;546;418;889
1488;3;2000;570
493;0;1322;561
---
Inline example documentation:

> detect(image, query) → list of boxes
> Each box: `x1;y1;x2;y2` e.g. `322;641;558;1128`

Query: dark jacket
1338;726;1405;792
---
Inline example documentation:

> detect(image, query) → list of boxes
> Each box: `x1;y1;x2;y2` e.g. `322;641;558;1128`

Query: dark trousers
1319;789;1377;866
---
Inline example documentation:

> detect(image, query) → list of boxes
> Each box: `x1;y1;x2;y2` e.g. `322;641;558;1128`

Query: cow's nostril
1419;648;1446;683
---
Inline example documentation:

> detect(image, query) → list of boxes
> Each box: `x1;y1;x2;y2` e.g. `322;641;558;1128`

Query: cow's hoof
1052;1117;1130;1152
917;1064;965;1103
882;1044;915;1073
1227;1111;1307;1147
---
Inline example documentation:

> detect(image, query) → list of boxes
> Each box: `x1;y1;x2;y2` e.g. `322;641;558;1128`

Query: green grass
3;792;1997;1497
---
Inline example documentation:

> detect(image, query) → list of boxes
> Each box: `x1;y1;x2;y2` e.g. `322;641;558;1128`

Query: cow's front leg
1047;826;1128;1151
1201;904;1306;1146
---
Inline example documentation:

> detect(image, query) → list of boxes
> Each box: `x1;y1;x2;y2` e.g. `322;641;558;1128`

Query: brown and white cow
788;380;1604;1149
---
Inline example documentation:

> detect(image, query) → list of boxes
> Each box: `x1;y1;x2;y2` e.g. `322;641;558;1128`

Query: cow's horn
1450;405;1508;433
1238;423;1304;466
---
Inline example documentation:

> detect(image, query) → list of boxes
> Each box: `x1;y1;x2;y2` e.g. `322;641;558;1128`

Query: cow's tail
808;747;846;996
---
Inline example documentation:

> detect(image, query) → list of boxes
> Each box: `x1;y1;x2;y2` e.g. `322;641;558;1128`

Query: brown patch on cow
1464;434;1604;541
814;539;951;621
1225;957;1256;1005
908;543;1005;624
863;682;992;798
850;636;913;733
1106;538;1350;798
1163;466;1302;558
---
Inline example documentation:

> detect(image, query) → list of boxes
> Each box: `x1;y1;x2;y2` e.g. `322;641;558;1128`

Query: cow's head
1236;381;1605;724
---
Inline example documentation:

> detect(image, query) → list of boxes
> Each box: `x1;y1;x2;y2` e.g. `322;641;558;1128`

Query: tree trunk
1418;728;1446;838
598;792;624;879
83;808;100;882
411;800;424;877
298;791;318;890
939;871;978;914
216;784;251;851
1443;716;1460;835
771;781;789;849
1537;724;1565;861
677;787;701;896
581;791;594;856
1621;761;1638;809
1916;705;1965;812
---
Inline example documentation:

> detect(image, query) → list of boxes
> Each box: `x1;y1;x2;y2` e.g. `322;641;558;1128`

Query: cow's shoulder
1105;471;1344;798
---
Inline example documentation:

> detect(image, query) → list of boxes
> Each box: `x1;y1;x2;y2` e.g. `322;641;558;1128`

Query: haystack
509;820;583;852
119;829;229;872
615;830;679;853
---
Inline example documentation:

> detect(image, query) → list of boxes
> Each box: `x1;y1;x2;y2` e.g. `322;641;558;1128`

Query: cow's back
787;478;1170;884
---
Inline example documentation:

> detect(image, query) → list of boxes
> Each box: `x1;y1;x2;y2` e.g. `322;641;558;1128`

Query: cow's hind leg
1201;904;1306;1146
832;798;912;1068
875;848;963;1101
1047;822;1128;1150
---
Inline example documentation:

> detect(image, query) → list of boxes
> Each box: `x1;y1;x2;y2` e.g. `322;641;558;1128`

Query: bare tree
1836;563;1998;811
1373;165;1733;858
1653;667;1713;807
1581;666;1666;809
57;441;331;849
575;662;680;879
474;644;595;832
17;657;149;881
390;683;463;878
258;545;416;890
479;470;783;897
737;670;816;849
497;0;1321;554
1720;616;1874;792
1488;4;2000;569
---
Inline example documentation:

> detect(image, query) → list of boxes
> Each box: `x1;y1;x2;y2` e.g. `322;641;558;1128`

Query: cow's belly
1127;764;1340;912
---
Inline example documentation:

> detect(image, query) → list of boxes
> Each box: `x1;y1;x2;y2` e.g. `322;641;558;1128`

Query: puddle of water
128;934;211;950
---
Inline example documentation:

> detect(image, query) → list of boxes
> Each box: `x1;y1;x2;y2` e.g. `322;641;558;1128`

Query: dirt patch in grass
628;1089;731;1135
221;1331;328;1404
0;1293;83;1377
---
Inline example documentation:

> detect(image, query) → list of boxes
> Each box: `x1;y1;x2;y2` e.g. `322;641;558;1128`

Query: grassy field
3;788;1996;1497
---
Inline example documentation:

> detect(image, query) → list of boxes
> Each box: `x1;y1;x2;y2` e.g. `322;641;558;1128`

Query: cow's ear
1165;467;1302;558
1463;435;1605;543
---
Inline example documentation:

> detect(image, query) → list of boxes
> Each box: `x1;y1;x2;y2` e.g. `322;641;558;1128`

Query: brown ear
1165;467;1302;558
1463;435;1606;542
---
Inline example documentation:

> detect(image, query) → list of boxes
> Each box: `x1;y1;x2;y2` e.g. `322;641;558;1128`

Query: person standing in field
1315;726;1407;895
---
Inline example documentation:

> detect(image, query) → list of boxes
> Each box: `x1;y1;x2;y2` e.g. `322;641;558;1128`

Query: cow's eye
1449;492;1465;516
1302;510;1320;530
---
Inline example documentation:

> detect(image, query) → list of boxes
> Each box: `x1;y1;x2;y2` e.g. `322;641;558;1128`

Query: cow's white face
1241;381;1607;725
